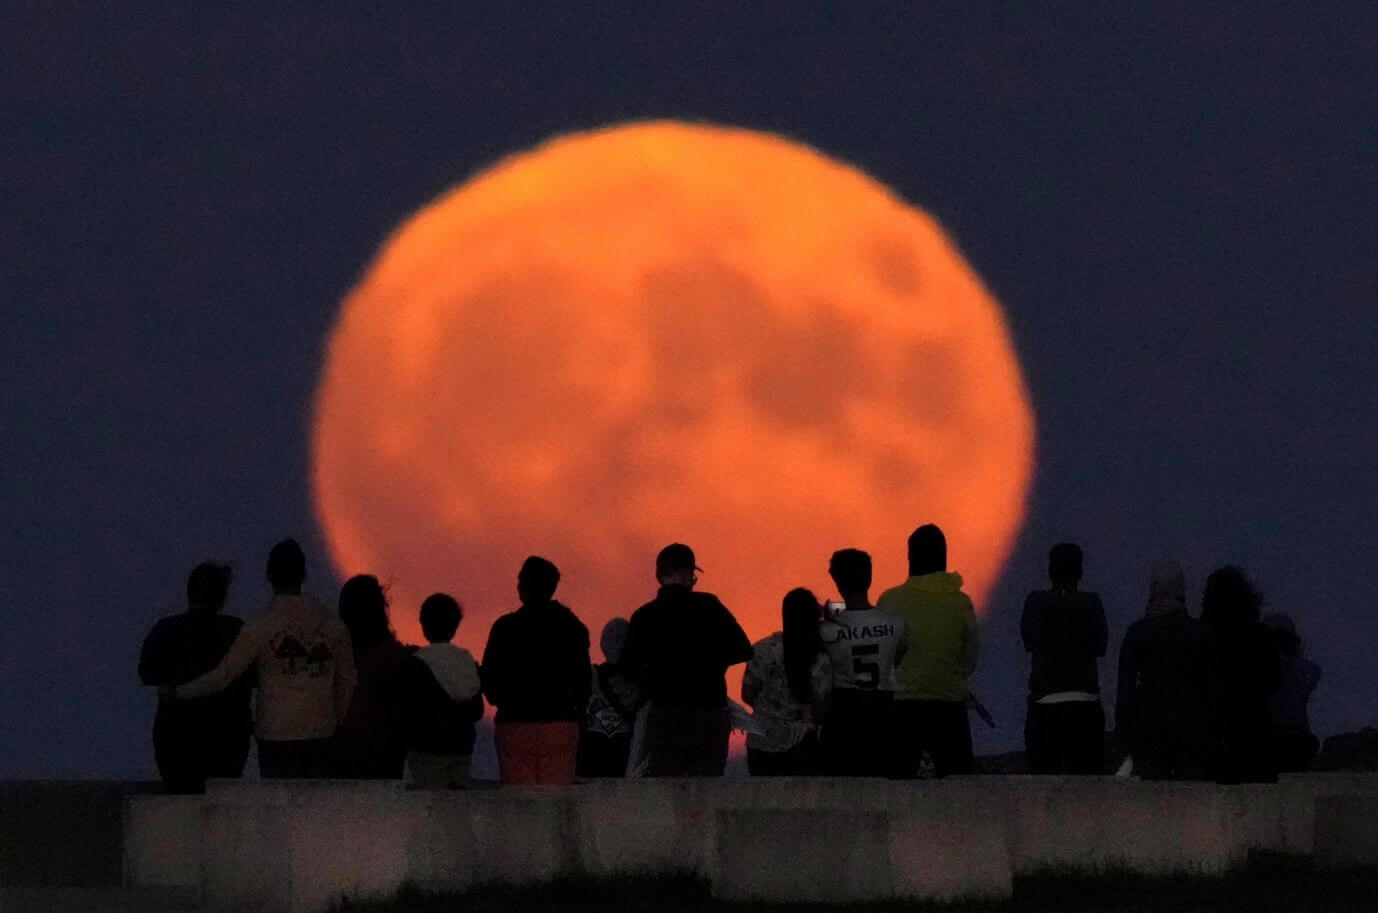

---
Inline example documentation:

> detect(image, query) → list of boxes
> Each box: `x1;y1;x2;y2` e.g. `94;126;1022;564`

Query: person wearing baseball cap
621;543;752;776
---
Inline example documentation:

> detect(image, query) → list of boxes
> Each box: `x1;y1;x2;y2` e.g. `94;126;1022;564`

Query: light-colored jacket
179;594;355;741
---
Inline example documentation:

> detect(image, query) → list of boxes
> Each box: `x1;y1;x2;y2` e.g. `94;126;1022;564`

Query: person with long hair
1262;612;1321;773
167;539;354;779
741;588;832;775
334;574;413;779
1202;566;1280;783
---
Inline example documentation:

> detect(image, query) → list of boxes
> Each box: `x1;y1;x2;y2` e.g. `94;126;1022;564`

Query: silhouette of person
818;549;907;776
576;618;642;778
1262;612;1321;773
1202;566;1281;783
877;525;978;778
622;544;753;777
1114;559;1216;780
742;588;831;775
404;593;484;789
481;556;591;785
139;562;252;792
168;539;355;778
333;575;413;779
1021;543;1108;774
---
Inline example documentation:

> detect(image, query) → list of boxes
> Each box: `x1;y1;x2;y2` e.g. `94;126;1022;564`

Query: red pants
495;721;579;785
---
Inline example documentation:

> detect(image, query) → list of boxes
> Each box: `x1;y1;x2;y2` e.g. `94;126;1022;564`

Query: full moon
313;121;1034;653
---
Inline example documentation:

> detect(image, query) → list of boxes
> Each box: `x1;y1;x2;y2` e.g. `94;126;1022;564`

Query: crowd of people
139;526;1321;791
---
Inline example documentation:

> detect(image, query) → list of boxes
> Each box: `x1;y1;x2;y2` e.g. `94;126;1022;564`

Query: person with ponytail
741;588;832;775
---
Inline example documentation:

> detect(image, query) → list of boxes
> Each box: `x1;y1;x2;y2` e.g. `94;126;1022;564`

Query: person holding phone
818;549;907;776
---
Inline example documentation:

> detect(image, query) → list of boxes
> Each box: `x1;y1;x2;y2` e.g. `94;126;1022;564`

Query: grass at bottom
333;856;1378;913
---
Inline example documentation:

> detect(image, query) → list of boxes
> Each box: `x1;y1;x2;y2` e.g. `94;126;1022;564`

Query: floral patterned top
742;632;832;753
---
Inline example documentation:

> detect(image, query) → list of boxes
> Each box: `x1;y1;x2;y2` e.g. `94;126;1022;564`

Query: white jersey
820;607;907;692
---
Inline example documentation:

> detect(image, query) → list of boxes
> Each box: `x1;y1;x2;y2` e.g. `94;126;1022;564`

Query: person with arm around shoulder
167;539;355;778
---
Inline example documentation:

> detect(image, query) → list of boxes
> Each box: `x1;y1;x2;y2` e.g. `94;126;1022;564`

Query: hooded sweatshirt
415;643;481;703
178;594;356;741
876;572;978;702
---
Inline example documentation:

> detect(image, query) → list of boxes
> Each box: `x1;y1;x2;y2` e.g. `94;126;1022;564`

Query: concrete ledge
1314;795;1378;869
988;777;1282;874
122;795;200;890
1279;773;1378;854
116;776;1378;912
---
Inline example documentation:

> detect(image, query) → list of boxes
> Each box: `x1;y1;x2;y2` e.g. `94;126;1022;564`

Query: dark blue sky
3;3;1376;776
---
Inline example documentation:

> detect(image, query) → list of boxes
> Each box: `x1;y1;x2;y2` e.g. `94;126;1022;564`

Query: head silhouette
339;574;393;648
1048;542;1083;589
907;524;947;577
655;542;700;588
828;549;873;599
782;587;824;705
266;539;306;595
187;562;232;612
1201;565;1262;629
600;617;630;665
420;593;462;644
517;556;560;606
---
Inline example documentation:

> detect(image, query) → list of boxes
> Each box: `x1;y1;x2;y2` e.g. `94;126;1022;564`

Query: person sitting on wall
1020;542;1109;774
818;548;907;776
622;544;753;777
481;556;592;786
165;539;355;779
139;562;253;793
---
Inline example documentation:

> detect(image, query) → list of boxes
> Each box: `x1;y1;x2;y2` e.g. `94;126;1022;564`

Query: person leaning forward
622;544;753;776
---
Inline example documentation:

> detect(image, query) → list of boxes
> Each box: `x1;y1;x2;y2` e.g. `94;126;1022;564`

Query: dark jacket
1021;589;1108;698
139;611;253;740
334;637;413;778
1114;610;1218;751
622;585;753;709
481;600;592;724
403;657;485;755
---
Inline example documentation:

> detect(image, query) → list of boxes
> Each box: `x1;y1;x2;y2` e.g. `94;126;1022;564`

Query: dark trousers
1024;699;1105;775
747;732;819;776
577;731;632;778
257;737;334;779
644;706;730;777
154;724;249;793
1272;729;1319;774
889;699;974;778
1131;707;1208;780
821;689;894;776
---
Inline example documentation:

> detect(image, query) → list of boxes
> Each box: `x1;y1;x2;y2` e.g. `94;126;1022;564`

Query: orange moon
312;121;1034;652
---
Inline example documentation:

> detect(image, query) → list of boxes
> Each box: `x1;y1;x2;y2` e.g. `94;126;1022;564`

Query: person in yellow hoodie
875;524;977;778
166;539;356;778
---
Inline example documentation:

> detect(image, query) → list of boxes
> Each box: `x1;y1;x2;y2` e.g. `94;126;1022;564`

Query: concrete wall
119;774;1378;913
